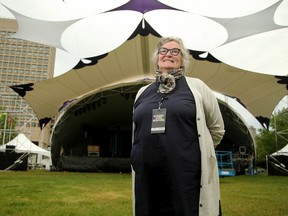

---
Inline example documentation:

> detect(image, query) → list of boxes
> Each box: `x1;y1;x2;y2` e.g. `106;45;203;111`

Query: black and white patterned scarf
155;68;184;94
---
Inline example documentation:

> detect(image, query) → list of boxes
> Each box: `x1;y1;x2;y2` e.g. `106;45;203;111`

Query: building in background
0;18;56;149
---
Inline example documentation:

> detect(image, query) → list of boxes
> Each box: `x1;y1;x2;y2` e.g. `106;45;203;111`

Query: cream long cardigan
132;76;225;216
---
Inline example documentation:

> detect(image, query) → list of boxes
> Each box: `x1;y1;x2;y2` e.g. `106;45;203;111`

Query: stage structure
2;1;287;172
50;84;255;173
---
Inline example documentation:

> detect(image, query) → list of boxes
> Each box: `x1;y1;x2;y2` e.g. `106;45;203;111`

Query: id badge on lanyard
151;97;166;134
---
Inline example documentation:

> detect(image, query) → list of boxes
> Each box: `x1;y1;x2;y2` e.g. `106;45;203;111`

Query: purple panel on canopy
114;0;175;13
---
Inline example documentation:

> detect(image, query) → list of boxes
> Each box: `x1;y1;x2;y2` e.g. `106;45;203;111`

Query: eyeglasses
158;47;181;56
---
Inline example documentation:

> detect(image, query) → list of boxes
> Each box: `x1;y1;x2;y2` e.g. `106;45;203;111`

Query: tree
0;111;17;145
255;107;288;162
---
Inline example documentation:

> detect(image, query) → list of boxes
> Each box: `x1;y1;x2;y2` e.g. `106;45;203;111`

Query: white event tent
267;144;288;176
271;144;288;156
0;134;51;169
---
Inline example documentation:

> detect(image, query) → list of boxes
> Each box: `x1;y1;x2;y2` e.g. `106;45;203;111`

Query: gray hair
151;36;190;71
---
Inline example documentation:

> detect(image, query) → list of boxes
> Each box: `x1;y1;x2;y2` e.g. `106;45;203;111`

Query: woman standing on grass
131;36;225;216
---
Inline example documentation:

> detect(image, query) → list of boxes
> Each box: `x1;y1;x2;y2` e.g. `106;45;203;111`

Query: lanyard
158;97;165;109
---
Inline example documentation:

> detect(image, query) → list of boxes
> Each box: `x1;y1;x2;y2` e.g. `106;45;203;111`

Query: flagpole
9;115;12;141
2;113;7;145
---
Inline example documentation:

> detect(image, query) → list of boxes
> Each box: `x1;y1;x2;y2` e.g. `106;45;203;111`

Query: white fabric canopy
1;0;288;75
0;133;50;157
1;0;288;129
10;34;287;130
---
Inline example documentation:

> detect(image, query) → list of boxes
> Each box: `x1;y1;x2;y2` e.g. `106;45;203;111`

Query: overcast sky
0;4;14;19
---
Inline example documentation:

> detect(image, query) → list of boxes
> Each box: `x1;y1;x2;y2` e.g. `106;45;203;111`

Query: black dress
132;77;201;216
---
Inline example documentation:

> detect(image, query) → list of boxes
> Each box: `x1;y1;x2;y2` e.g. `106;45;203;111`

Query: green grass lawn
0;170;287;216
220;175;288;216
